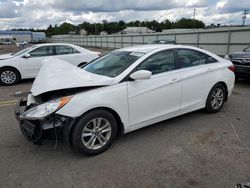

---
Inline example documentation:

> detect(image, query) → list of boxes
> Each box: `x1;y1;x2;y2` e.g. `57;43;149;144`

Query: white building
0;35;13;44
0;30;46;43
119;27;155;34
32;32;46;42
100;31;108;35
80;29;87;35
0;30;32;43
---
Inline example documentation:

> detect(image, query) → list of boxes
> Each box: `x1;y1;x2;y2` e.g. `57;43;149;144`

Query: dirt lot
0;44;23;54
0;45;250;188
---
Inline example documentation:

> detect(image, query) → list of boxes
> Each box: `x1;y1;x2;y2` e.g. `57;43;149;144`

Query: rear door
127;50;182;128
55;45;83;66
176;49;216;110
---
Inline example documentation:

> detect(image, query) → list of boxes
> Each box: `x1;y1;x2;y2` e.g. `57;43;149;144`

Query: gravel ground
0;44;23;54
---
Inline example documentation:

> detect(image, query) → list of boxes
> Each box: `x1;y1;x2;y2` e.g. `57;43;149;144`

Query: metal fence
50;27;250;56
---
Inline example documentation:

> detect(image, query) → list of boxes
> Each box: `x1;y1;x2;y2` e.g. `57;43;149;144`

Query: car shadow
236;78;250;86
33;109;208;159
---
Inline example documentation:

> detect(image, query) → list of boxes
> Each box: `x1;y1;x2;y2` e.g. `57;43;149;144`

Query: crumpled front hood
31;58;115;96
0;53;14;60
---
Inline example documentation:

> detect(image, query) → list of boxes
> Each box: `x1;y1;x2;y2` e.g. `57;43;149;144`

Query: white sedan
0;43;100;85
15;44;235;155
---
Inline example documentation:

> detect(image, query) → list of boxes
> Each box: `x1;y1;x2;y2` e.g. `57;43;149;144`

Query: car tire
205;83;226;113
0;67;20;86
71;109;117;155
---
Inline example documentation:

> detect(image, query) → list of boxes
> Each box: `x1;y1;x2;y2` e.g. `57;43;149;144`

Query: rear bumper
15;98;76;145
235;65;250;78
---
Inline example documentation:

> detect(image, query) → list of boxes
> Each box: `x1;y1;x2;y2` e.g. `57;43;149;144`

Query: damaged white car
15;44;235;155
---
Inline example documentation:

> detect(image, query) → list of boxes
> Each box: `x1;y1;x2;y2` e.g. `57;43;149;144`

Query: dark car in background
150;39;176;44
225;46;250;80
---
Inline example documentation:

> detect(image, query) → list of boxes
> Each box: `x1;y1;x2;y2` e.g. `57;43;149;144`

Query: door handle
207;67;213;72
170;78;179;84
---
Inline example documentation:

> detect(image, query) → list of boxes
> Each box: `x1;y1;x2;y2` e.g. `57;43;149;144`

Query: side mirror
23;53;30;58
130;70;152;81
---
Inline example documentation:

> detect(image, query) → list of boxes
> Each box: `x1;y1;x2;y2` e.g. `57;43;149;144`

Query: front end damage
15;84;105;145
14;59;112;146
15;98;76;145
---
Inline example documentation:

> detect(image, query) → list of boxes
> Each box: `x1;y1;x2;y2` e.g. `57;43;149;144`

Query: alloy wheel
210;88;224;110
0;70;16;84
81;118;112;150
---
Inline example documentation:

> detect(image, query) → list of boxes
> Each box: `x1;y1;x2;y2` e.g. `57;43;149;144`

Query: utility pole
194;8;196;20
95;23;97;35
193;8;196;29
242;10;248;26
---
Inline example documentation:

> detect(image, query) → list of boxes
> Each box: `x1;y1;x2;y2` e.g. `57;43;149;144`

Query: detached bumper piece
15;98;75;145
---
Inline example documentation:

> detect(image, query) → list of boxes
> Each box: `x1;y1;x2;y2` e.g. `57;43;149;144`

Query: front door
21;46;54;78
127;50;181;128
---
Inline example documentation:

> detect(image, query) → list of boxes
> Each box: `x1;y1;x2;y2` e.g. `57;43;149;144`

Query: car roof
33;43;90;51
114;44;221;59
115;44;185;53
35;43;76;47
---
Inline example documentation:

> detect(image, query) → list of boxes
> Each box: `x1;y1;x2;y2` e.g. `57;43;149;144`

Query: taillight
228;65;235;72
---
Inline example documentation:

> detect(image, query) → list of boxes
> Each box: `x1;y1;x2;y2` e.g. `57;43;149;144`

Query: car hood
229;51;250;59
0;53;14;60
30;58;115;96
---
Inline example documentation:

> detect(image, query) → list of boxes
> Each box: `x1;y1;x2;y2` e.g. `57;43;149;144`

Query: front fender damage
15;98;76;146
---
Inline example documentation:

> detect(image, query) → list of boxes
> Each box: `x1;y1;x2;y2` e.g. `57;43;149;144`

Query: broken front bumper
15;98;76;145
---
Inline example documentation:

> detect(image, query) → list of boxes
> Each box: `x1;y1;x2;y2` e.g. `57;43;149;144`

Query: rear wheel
205;83;226;113
71;109;117;155
0;67;20;85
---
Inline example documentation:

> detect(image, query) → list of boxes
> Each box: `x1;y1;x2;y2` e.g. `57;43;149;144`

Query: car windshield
12;45;37;56
84;51;144;77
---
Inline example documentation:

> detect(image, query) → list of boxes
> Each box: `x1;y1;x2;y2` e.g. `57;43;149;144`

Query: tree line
14;18;206;36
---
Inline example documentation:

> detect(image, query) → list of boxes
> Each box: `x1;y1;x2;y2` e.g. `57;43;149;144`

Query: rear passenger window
55;45;80;55
177;49;217;68
207;56;217;63
177;49;206;68
136;50;175;75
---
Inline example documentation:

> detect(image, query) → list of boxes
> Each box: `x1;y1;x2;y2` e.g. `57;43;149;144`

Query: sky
0;0;249;30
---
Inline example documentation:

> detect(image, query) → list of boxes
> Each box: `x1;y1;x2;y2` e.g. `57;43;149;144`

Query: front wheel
205;83;226;113
0;68;20;85
71;109;117;155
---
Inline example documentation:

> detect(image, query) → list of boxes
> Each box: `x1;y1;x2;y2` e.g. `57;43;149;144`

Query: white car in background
0;43;100;85
15;44;235;155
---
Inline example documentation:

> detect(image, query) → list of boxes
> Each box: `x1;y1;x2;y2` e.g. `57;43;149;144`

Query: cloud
216;0;250;13
0;0;249;30
0;0;22;18
28;0;208;12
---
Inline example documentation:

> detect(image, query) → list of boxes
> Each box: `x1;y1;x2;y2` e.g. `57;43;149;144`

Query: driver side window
29;46;53;57
136;50;175;75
